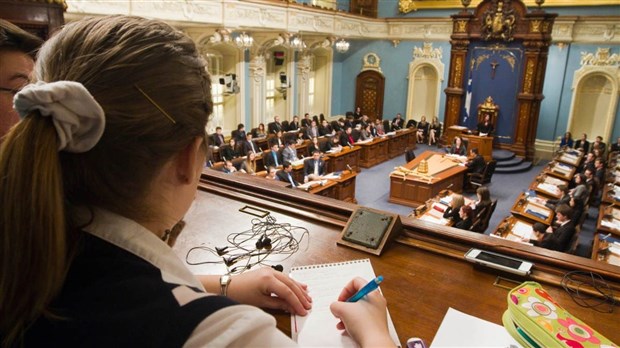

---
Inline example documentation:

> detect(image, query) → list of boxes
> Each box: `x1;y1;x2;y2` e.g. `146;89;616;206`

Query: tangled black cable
185;215;310;274
561;271;616;313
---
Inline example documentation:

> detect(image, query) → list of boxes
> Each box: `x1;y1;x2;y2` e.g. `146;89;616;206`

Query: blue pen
346;276;383;302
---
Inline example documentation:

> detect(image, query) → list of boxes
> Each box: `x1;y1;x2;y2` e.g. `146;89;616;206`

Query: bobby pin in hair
134;84;177;124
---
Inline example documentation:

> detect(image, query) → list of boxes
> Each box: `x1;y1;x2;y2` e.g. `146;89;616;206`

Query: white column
249;55;266;127
297;54;312;116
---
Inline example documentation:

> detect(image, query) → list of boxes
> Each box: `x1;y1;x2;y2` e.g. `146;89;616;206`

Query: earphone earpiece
262;237;272;250
271;264;283;272
224;256;239;267
216;246;229;256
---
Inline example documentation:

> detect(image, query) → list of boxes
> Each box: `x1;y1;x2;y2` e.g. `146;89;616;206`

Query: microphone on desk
445;183;454;190
346;164;354;173
208;160;214;167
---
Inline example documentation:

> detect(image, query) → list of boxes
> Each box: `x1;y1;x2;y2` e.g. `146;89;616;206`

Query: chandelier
234;32;253;50
289;35;306;51
335;38;350;53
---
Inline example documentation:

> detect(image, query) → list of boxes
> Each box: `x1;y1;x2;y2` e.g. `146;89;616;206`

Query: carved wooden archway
442;0;556;160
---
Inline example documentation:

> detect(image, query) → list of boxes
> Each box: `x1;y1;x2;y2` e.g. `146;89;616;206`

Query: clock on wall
362;52;382;72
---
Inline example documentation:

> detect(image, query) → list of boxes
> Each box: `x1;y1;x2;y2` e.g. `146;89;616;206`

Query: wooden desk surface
544;162;576;181
556;150;584;167
597;204;620;236
592;233;620;267
392;151;467;184
182;171;620;345
492;216;537;245
510;193;555;225
602;183;620;206
530;174;567;199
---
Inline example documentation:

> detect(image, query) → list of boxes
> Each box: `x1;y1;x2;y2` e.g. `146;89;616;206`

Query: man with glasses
0;19;43;138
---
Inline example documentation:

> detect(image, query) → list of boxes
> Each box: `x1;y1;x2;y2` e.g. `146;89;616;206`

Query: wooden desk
543;161;576;181
602;183;620;206
387;128;416;159
510;193;554;225
325;146;361;173
529;174;568;200
409;191;473;227
357;137;389;168
444;126;493;161
389;151;468;207
597;204;620;236
556;150;583;167
592;233;620;267
492;216;539;244
303;171;357;203
182;170;620;345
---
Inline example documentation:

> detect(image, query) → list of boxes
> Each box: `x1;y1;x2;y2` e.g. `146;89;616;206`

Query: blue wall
331;39;451;122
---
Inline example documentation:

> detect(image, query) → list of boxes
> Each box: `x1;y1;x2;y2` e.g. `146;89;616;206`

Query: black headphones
255;234;272;250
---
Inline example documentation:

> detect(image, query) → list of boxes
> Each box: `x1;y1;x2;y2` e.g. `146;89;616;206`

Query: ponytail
0;115;67;347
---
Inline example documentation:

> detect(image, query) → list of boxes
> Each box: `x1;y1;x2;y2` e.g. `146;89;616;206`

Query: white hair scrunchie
13;81;105;153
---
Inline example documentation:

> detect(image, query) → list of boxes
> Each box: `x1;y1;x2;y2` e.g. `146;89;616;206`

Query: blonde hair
451;194;465;210
0;16;212;346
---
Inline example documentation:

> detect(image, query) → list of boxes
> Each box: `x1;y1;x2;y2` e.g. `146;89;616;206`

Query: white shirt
76;207;294;347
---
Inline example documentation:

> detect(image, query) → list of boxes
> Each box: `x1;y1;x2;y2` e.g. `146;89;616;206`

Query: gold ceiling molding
399;0;618;13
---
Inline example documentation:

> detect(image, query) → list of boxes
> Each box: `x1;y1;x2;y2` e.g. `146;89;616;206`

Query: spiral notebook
289;259;400;347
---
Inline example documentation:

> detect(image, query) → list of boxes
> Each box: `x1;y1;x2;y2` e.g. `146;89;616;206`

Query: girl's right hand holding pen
329;277;396;347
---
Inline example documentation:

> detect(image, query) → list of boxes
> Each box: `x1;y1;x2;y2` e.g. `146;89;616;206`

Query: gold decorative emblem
455;20;468;33
483;0;516;42
580;48;620;66
362;53;382;73
418;159;429;174
530;20;542;33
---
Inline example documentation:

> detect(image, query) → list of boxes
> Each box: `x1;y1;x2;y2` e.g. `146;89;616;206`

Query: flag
463;76;472;124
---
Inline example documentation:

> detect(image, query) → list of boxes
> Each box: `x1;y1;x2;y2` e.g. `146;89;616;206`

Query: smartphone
464;248;533;276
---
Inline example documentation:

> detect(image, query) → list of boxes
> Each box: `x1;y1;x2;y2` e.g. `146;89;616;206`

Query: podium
444;126;493;161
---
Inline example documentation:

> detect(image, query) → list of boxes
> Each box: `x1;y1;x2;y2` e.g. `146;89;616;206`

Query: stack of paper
537;183;559;195
512;221;533;240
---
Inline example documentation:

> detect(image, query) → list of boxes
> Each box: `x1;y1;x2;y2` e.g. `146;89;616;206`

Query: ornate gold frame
399;0;618;13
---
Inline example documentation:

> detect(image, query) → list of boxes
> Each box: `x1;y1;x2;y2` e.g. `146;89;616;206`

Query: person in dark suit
267;116;283;134
308;137;330;155
240;133;260;156
301;113;312;128
610;137;620;153
288;115;301;131
532;204;575;252
559;131;573;149
303;150;326;182
319;120;333;136
253;123;267;138
455;205;473;231
574;133;589;153
353;106;362;121
211;126;226;147
416;116;429;144
442;194;464;224
221;160;237;174
450;136;466;156
275;161;300;187
545;185;570;210
263;143;283;168
594;158;606;185
472;186;492;219
391;113;404;130
340;126;355;147
590;136;606;156
220;138;239;161
476;114;494;135
232;123;246;143
466;148;485;174
579;152;595;174
405;119;417;129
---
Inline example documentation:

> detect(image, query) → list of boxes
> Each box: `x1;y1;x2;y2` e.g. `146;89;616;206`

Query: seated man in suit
282;140;299;163
268;115;283;134
531;204;575;252
590;136;606;156
264;142;283;168
391;113;404;130
476;114;494;135
211;126;226;147
340;126;356;147
288;115;301;131
305;120;320;139
275;161;300;188
301;113;312;128
221;160;237;174
610;137;620;153
303;150;326;182
574;133;589;153
232;123;246;143
465;148;485;174
319;119;333;136
241;132;260;156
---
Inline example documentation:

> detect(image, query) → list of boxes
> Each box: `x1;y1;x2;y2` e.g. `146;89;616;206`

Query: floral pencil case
502;281;616;348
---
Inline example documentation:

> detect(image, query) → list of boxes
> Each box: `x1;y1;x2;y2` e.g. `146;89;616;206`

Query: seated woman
443;194;464;224
559;131;573;149
472;186;492;219
220;138;239;161
308;137;324;155
239;151;257;175
319;119;333;136
0;15;394;347
360;124;373;141
265;166;278;180
253;123;267;138
416;116;429;144
449;136;467;156
428;116;441;146
328;134;342;152
455;205;474;230
477;114;494;135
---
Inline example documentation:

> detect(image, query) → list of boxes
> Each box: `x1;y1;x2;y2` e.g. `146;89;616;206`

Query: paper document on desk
431;308;519;348
544;176;565;186
537;183;559;195
290;259;400;347
512;221;533;240
322;172;342;180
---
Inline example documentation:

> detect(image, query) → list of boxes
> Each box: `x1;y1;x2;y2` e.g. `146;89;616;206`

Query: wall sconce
392;39;400;48
335;38;350;53
289;35;306;51
234;32;254;50
556;42;566;52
